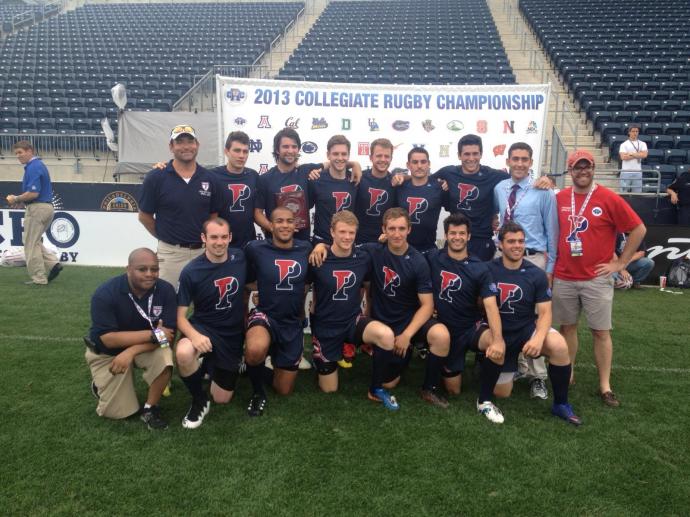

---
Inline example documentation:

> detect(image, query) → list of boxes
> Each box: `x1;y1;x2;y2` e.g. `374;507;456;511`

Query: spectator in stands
6;140;62;285
667;169;690;225
552;150;646;407
84;248;175;430
618;124;648;193
494;142;558;400
137;125;223;287
613;233;654;289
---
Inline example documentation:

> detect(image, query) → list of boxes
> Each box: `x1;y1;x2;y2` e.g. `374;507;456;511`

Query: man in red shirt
553;150;646;407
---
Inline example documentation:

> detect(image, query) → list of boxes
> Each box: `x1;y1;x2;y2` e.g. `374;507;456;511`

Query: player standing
243;206;312;416
175;217;250;429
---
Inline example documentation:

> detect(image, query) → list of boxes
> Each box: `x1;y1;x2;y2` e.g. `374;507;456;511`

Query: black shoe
420;387;450;409
182;396;210;429
140;406;168;430
48;263;63;282
91;382;99;399
247;393;267;417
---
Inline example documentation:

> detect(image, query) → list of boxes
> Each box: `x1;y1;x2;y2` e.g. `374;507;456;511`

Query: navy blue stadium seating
279;0;515;85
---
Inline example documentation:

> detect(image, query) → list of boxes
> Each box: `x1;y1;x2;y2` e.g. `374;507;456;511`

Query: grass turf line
1;266;689;516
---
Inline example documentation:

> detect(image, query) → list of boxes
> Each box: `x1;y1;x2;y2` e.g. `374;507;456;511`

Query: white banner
216;77;550;175
0;210;156;267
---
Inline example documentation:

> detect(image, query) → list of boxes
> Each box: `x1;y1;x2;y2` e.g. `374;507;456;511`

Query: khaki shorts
552;275;614;330
157;240;204;288
85;347;173;419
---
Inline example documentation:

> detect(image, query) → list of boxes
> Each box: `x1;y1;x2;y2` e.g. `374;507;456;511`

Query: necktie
505;184;520;222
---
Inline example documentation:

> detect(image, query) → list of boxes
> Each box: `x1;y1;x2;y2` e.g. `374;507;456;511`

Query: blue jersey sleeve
176;268;194;307
533;269;552;304
478;264;498;299
255;174;267;210
415;254;433;294
138;169;160;214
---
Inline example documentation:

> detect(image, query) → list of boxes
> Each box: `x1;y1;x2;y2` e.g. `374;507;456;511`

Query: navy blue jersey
354;169;398;243
308;168;358;243
395;179;447;252
245;238;312;335
89;275;177;356
486;258;551;333
427;248;497;332
255;163;320;241
177;250;249;336
139;161;223;245
360;242;432;334
211;166;259;248
433;165;508;239
308;247;372;337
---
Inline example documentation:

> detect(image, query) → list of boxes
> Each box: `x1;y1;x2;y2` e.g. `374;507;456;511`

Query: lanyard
629;139;640;153
570;183;597;226
504;179;531;220
128;289;156;331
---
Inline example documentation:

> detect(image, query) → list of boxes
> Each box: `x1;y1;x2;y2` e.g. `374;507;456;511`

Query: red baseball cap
567;149;595;168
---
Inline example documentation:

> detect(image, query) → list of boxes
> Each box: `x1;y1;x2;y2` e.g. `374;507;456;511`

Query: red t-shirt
555;185;642;281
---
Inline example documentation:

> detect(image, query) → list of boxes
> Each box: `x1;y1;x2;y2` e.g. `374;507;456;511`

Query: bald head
127;247;157;266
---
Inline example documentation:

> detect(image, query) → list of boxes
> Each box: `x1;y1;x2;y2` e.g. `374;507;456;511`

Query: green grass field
1;265;689;516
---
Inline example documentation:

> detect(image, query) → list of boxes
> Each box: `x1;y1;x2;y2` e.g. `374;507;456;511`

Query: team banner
216;77;551;175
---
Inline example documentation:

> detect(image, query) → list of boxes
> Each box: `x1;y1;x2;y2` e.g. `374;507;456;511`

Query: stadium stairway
254;0;329;79
488;0;618;188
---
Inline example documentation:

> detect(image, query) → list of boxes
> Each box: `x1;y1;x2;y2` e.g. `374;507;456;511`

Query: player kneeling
478;222;581;426
176;218;251;429
309;211;399;409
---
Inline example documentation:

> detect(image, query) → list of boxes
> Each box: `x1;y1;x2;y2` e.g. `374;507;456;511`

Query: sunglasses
171;125;195;134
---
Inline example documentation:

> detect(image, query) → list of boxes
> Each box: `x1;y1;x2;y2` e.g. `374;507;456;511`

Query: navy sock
478;358;503;403
180;367;206;401
370;346;393;392
422;351;444;391
548;363;571;405
247;362;266;396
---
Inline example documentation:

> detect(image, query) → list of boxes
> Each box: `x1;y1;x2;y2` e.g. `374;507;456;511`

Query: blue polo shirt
22;157;52;203
139;161;223;246
210;165;259;248
89;275;177;356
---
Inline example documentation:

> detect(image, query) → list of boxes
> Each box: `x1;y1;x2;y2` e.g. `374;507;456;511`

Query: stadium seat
674;135;690;149
665;149;688;164
652;135;674;149
643;149;665;165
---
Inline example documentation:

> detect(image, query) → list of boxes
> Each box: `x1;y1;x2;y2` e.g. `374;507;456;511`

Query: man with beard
553;150;646;407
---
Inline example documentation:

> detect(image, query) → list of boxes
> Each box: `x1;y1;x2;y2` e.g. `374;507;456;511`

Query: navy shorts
189;322;243;372
384;318;443;383
312;315;371;363
444;321;489;375
247;310;304;369
501;323;538;373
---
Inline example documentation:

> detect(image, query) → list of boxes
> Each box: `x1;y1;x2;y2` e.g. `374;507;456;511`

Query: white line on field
2;335;689;375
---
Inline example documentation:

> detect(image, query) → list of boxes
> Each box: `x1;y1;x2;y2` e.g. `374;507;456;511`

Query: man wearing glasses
552;150;646;408
84;248;176;430
138;125;223;287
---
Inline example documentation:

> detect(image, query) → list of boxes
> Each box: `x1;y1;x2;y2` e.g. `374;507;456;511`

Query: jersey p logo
332;270;356;300
275;259;302;290
497;282;523;314
439;270;462;302
228;184;250;212
566;215;589;242
332;192;352;212
382;266;400;296
457;183;479;210
406;196;428;223
367;188;389;216
214;276;239;310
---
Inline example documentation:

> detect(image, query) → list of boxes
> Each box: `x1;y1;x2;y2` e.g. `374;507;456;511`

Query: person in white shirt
618;125;648;193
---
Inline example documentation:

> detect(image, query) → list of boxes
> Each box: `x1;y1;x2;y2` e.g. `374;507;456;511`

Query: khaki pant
85;347;173;419
157;240;204;288
23;202;58;284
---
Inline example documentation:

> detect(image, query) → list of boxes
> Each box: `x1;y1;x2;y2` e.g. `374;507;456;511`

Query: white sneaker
530;378;548;400
476;399;505;424
182;397;210;429
298;356;312;370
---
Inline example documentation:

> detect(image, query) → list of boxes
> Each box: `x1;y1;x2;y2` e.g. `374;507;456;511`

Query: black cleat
247;393;267;417
48;263;63;282
140;406;168;430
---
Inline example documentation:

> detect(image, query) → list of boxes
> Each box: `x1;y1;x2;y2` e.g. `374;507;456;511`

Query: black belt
525;248;544;256
167;242;203;249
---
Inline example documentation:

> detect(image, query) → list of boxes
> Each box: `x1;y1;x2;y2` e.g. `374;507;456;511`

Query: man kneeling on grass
85;248;175;430
479;222;581;426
